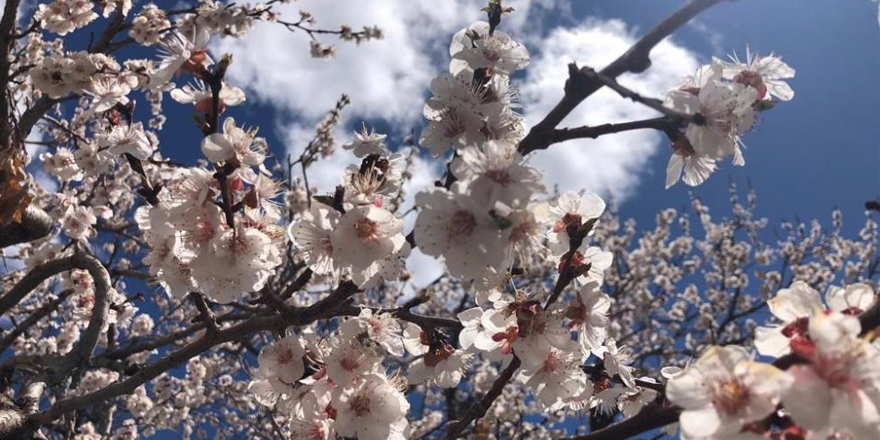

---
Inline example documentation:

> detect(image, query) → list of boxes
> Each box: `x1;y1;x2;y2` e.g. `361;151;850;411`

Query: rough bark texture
0;206;54;249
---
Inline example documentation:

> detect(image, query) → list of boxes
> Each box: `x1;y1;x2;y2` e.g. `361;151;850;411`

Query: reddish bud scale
789;336;816;361
733;70;768;99
324;404;337;420
558;251;585;272
424;343;455;367
780;316;809;338
195;97;227;116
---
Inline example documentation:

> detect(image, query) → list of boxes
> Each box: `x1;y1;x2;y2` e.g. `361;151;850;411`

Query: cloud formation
520;19;699;200
214;0;558;125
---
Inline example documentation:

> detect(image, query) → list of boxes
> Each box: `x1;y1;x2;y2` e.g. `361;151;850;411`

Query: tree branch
550;116;680;146
577;66;687;120
100;313;249;361
0;205;53;249
49;253;112;387
0;0;22;147
0;253;89;317
19;281;360;430
0;289;74;355
189;292;219;335
445;356;522;439
337;303;464;331
566;400;679;440
518;0;733;155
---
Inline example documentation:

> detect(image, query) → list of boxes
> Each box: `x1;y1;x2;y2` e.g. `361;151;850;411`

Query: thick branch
0;253;89;317
50;254;112;386
0;0;22;146
100;313;249;361
0;381;42;438
566;400;679;440
0;253;111;389
578;67;685;120
21;281;360;429
0;205;53;248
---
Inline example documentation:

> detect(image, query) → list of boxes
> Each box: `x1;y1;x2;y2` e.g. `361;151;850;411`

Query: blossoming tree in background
0;0;878;439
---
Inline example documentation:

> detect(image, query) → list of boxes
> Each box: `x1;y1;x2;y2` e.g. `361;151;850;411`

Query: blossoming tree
0;0;878;439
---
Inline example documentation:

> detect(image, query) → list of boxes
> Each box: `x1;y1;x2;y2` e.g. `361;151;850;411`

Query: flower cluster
249;310;412;440
33;0;99;36
129;4;171;46
667;282;880;440
663;50;795;188
30;51;136;99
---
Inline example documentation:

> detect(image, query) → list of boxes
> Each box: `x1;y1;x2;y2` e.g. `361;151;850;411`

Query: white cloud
214;0;558;125
688;19;725;55
520;19;700;201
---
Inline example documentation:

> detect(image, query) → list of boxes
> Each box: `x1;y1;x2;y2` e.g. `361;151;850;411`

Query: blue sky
581;0;880;233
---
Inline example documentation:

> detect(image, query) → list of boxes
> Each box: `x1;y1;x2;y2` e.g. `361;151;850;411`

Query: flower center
350;394;371;417
320;236;334;254
553;212;582;233
354;217;379;240
712;379;750;416
509;220;534;244
733;70;767;99
448;210;477;238
368;317;385;337
442;113;466;139
781;316;809;338
276;347;296;365
543;351;562;374
566;302;587;327
340;356;360;372
484;168;513;185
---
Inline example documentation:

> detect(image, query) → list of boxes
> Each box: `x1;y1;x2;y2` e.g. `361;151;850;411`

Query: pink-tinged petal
665;154;684;189
666;369;710;409
826;283;875;313
754;325;791;357
769;281;822;322
200;134;235;163
830;387;880;428
679;405;722;438
783;365;832;430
